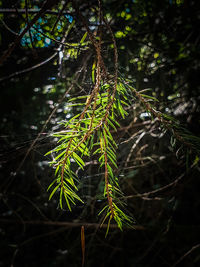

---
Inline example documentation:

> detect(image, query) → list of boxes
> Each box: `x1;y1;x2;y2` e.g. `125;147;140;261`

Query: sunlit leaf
49;183;60;200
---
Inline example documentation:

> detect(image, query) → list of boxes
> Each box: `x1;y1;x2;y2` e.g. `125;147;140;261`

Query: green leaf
49;183;60;200
107;135;118;149
54;149;66;161
70;95;89;102
92;61;96;84
63;184;83;203
98;205;109;216
47;179;57;192
108;116;120;129
72;152;85;169
103;128;108;145
98;154;105;163
93;147;101;155
104;124;114;141
107;164;114;179
65;113;81;126
59;187;63;209
63;187;76;205
107;118;117;131
117;99;128;118
105;215;112;237
63;192;72;211
55;165;60;176
80;32;88;44
67;103;86;107
64;175;78;190
107;146;116;158
65;20;75;36
141;94;159;102
107;153;118;168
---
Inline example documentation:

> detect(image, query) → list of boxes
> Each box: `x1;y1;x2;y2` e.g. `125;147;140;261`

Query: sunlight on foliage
46;78;134;232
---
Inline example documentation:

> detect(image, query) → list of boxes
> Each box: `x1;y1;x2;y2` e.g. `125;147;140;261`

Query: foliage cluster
0;0;200;266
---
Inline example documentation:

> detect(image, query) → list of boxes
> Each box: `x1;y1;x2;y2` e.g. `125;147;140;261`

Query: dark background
0;0;200;266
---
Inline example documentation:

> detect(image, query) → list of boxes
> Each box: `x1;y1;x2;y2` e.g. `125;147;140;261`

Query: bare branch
0;0;60;65
0;52;57;82
0;18;19;35
0;218;145;230
172;244;200;267
0;8;70;15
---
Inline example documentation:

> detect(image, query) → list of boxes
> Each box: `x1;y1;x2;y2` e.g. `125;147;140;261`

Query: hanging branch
45;1;134;232
126;84;200;152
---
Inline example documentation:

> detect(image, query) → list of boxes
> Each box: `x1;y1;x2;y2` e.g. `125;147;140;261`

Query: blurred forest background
0;0;200;266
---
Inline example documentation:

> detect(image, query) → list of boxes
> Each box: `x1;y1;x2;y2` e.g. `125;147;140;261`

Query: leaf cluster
46;77;134;231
